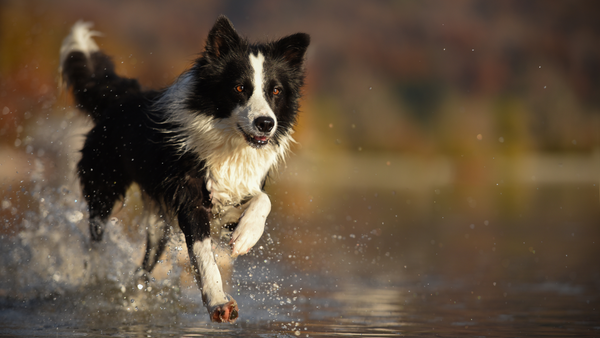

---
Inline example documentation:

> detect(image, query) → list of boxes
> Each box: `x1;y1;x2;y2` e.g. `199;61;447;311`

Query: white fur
191;238;229;308
155;66;294;215
234;53;278;137
230;191;271;257
59;21;101;73
155;51;294;262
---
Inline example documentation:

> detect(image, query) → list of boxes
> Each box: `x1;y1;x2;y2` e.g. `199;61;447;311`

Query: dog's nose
254;116;275;133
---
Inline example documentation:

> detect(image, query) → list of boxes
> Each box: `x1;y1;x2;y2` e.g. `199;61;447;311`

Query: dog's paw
229;216;265;257
89;218;104;241
210;299;239;323
229;193;270;257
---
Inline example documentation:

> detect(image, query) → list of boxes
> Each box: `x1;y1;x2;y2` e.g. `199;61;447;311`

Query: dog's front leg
230;191;271;257
178;211;238;323
189;237;239;322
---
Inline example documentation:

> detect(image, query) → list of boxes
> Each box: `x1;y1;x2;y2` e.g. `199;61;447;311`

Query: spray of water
0;117;191;319
0;116;302;328
2;158;179;300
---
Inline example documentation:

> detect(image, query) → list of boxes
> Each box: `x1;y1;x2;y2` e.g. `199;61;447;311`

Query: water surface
1;175;598;337
1;121;599;337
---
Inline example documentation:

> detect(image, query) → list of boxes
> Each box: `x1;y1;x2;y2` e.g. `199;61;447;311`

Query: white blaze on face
234;52;277;135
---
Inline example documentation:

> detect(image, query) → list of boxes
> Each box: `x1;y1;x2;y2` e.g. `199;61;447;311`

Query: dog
59;16;309;323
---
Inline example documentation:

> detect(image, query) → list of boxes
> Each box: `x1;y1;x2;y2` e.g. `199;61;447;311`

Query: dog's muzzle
238;116;276;148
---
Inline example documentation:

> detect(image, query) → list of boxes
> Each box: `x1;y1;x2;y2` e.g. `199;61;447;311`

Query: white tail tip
59;21;102;71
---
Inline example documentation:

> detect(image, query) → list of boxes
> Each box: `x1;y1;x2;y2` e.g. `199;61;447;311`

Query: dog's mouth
238;125;270;148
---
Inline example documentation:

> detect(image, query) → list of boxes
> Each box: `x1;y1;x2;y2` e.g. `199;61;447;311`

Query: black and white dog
59;16;309;323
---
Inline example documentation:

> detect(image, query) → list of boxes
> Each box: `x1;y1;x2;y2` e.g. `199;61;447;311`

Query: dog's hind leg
79;175;128;242
139;211;171;277
78;129;131;241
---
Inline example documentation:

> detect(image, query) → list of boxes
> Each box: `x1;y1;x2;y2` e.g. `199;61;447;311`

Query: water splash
0;117;309;331
0;155;186;316
0;157;297;327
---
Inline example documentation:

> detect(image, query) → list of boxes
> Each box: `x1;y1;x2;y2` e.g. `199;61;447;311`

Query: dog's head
187;16;310;149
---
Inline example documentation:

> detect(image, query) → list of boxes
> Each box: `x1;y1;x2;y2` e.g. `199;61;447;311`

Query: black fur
60;16;309;321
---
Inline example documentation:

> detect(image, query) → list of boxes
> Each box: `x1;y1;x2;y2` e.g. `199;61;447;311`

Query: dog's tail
59;21;141;123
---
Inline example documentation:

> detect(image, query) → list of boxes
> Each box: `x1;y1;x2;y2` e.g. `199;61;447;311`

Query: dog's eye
235;85;244;93
273;88;281;95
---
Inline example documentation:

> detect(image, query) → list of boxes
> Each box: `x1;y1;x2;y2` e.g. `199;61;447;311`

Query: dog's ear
205;15;241;59
274;33;310;69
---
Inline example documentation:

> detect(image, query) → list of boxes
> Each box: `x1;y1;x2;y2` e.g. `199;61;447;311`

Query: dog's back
60;21;145;123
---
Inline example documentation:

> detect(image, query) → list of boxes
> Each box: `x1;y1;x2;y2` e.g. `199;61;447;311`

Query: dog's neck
202;128;284;214
156;72;294;213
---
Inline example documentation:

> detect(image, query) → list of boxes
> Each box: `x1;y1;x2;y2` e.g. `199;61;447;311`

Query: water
1;121;599;336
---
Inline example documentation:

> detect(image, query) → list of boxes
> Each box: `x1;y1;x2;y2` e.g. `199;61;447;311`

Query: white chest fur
156;71;293;214
168;109;291;214
204;135;279;213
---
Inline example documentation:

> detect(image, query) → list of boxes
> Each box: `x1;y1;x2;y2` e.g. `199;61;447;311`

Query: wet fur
59;17;309;322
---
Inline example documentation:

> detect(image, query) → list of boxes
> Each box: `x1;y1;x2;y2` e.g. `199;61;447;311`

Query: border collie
59;16;309;323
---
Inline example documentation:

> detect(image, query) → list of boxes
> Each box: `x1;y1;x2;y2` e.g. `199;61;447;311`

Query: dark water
1;177;599;337
1;123;599;336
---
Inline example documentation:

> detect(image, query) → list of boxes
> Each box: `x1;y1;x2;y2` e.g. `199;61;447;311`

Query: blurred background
1;0;599;334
